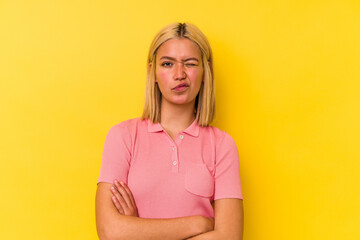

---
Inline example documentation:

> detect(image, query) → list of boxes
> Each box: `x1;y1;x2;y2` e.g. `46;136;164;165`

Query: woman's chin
168;99;194;106
162;95;196;106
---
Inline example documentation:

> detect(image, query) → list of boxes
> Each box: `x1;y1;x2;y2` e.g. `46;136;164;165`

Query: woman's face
154;38;203;107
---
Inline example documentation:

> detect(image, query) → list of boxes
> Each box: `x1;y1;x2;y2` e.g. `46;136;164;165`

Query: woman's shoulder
200;124;235;144
201;125;238;155
107;117;146;135
103;118;148;148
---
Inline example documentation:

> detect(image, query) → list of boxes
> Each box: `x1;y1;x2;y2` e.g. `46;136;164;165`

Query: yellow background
1;0;359;239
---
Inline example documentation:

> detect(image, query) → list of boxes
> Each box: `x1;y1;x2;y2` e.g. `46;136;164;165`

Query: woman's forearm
96;182;213;240
98;214;211;240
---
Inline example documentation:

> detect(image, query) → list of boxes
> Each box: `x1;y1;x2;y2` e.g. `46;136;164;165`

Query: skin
153;37;204;140
96;182;214;240
110;181;243;240
155;38;203;107
96;37;244;240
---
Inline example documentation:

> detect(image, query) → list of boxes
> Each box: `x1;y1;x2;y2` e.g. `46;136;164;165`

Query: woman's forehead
156;38;202;60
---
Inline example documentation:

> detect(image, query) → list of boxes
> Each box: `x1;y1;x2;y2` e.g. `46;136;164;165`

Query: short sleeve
97;124;132;185
213;132;243;200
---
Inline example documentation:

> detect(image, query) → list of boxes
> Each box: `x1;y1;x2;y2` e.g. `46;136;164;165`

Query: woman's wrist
190;215;214;236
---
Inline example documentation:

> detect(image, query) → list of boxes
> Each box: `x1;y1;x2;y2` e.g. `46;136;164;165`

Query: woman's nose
174;63;186;80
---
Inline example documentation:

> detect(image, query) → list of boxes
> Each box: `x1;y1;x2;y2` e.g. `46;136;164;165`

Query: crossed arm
95;180;243;240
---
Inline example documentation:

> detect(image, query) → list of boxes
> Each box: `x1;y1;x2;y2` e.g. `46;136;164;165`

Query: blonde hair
141;22;215;126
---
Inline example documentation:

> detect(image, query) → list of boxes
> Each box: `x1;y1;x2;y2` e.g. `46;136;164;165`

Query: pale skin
95;38;244;239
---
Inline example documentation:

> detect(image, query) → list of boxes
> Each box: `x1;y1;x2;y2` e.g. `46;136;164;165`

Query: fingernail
120;181;125;186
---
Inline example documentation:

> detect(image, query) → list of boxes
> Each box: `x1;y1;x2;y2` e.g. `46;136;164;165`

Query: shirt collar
147;119;163;133
183;118;200;137
147;118;200;137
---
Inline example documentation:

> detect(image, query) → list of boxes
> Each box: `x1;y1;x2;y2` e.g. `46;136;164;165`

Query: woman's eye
185;63;197;67
161;62;173;67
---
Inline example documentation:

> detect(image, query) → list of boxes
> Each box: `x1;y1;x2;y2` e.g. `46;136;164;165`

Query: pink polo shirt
97;117;243;218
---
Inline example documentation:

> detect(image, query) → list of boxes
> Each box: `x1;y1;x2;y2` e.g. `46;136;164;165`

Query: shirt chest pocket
184;162;214;198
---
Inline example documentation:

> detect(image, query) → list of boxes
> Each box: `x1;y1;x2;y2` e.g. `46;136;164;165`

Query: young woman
96;22;244;240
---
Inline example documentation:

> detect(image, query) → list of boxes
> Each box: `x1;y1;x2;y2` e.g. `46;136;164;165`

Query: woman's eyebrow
160;56;199;62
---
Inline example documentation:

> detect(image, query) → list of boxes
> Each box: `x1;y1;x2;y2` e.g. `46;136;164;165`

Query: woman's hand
110;179;139;217
203;217;214;232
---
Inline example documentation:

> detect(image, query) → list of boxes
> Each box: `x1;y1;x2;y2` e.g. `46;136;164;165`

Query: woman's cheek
188;69;203;83
157;71;171;82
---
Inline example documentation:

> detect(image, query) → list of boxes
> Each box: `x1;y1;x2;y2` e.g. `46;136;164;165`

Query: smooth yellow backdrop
1;0;359;239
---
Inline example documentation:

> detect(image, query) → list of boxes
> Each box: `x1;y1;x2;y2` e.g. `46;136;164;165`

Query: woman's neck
160;100;196;134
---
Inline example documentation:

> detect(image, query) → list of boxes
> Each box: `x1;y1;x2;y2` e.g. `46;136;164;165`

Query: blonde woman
96;22;244;240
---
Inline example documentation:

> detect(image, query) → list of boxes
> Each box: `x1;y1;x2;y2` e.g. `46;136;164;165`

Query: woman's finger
114;180;133;209
111;194;124;214
113;180;138;216
111;185;128;212
120;181;137;207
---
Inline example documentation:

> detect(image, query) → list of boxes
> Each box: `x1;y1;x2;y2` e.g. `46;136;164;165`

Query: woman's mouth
172;83;189;92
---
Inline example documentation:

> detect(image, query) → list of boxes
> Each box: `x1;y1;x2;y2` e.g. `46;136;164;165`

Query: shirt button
179;135;184;139
173;161;177;165
172;146;176;151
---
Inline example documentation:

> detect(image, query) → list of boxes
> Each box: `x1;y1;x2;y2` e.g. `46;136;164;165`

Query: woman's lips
172;84;189;92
